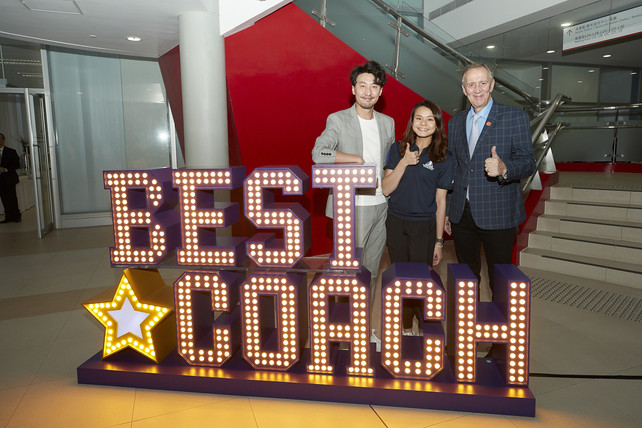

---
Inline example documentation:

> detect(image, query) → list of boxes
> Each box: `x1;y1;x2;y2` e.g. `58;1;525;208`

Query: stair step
544;199;642;223
521;173;642;293
536;214;642;242
519;248;642;290
528;230;642;264
550;186;642;206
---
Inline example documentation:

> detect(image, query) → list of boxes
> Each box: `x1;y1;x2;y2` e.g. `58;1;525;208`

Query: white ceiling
453;0;642;70
0;0;208;59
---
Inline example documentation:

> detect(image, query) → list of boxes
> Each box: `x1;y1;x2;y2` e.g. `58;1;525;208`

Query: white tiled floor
1;205;641;427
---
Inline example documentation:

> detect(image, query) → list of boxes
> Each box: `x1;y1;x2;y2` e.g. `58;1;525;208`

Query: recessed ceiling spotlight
546;50;555;54
126;36;142;42
603;54;611;58
89;34;96;38
486;45;495;49
577;80;583;83
560;22;572;27
632;72;638;75
543;66;549;70
588;69;595;73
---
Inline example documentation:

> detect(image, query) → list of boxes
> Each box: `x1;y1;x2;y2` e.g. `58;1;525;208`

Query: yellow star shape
84;268;176;363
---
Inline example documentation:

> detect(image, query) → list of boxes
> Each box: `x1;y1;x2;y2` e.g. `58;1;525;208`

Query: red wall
159;3;450;255
515;172;558;264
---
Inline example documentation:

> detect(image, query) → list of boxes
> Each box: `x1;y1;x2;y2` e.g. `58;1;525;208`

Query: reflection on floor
1;176;641;427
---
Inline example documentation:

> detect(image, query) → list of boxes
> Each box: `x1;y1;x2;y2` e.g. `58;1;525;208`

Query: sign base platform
77;348;535;417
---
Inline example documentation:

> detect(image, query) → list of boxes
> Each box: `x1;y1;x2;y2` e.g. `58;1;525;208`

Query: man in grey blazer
312;60;395;296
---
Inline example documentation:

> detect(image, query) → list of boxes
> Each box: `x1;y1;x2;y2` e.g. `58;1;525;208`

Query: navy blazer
448;101;535;230
0;145;20;185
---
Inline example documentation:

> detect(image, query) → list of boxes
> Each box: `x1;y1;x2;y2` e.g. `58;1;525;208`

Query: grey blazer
312;104;395;216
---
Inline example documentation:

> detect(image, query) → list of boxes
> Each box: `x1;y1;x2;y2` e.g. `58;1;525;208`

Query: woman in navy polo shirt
382;99;454;335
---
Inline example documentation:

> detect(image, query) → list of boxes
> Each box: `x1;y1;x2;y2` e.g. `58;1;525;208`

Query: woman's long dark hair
399;100;448;163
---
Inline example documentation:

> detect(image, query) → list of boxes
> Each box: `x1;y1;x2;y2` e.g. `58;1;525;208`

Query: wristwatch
500;169;508;180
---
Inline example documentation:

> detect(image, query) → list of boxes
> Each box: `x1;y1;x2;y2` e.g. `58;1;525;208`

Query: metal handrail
554;102;642;113
367;0;540;108
549;103;642;163
311;0;335;28
520;94;570;193
530;93;570;144
522;122;564;193
552;124;641;130
523;102;642;191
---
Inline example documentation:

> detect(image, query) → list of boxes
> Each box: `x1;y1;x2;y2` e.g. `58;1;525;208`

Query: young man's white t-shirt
356;116;386;207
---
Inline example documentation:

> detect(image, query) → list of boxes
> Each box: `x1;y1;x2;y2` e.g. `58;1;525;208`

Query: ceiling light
577;80;583;83
486;45;495;49
603;54;611;58
560;22;572;27
546;50;555;54
588;69;595;73
126;36;142;42
543;67;549;70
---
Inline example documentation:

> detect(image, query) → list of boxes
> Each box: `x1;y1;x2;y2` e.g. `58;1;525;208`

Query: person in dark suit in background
0;132;22;223
445;63;535;292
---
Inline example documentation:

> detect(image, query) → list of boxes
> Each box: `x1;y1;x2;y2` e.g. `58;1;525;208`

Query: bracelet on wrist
435;237;444;244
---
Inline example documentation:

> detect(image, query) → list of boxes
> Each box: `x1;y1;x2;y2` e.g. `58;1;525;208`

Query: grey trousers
355;203;387;297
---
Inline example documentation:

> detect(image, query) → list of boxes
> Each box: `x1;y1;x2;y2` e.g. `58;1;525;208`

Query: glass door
0;89;55;238
26;90;54;237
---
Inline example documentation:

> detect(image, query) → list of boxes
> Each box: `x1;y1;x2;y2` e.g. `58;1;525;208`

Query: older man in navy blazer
445;63;535;292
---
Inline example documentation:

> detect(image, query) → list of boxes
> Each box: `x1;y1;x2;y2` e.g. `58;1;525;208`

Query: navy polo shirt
384;141;454;221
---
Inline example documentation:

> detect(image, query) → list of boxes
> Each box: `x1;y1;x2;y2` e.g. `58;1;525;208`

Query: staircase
520;172;642;292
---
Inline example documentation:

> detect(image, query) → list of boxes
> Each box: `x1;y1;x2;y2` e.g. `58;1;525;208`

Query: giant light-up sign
79;165;534;416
